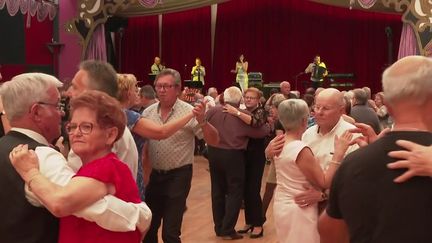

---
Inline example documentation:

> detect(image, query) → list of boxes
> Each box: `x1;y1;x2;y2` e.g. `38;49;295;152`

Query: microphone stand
294;72;304;91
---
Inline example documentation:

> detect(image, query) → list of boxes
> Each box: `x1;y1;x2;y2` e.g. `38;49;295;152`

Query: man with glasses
142;68;219;243
0;73;151;243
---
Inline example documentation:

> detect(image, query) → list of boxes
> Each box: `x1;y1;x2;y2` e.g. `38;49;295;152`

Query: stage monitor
148;73;156;82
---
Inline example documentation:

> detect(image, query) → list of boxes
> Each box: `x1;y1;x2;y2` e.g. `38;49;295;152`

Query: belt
152;164;192;175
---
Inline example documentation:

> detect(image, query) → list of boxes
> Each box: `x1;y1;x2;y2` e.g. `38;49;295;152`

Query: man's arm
318;211;349;243
33;147;151;232
195;102;219;146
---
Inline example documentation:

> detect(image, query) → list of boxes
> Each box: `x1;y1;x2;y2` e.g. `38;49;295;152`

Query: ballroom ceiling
115;0;399;17
310;0;395;13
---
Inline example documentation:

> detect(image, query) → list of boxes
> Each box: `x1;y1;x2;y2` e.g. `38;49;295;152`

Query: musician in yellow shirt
305;55;328;89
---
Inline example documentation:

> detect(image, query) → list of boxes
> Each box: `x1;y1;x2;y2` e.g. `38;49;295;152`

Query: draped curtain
161;7;211;86
121;0;402;93
397;23;418;59
85;24;107;61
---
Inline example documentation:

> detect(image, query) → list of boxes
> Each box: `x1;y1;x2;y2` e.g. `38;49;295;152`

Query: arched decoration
0;0;57;27
353;0;431;56
65;0;135;59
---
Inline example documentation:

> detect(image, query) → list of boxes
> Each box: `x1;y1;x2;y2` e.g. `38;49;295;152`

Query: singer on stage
191;58;206;85
305;55;327;89
231;54;248;93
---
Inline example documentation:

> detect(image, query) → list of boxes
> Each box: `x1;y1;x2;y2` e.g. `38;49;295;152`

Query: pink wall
59;0;82;82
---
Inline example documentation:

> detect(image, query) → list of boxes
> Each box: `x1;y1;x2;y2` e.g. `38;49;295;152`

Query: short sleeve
124;109;141;130
326;165;343;219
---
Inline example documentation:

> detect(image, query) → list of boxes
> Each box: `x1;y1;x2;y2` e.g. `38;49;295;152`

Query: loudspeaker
262;83;280;99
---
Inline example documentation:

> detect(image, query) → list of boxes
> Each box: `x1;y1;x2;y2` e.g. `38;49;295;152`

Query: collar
11;127;49;145
317;117;344;136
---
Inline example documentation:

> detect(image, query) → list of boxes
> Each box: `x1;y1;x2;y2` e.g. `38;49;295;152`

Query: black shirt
327;131;432;243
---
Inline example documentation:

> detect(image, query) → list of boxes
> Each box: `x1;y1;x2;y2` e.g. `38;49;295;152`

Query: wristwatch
236;111;241;117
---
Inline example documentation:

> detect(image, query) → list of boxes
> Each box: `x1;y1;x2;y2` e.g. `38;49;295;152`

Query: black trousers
144;164;192;243
244;138;266;226
208;146;245;236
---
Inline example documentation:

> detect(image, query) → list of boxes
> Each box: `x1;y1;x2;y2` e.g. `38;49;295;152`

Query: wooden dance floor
157;155;278;243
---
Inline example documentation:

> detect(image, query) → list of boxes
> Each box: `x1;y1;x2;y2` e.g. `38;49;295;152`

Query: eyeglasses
244;96;258;100
65;122;94;135
37;101;63;111
155;84;175;90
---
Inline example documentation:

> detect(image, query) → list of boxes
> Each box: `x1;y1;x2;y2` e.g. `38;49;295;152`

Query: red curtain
121;15;159;84
120;0;402;94
161;7;211;87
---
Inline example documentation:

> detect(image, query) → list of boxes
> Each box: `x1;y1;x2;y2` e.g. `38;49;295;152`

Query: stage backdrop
120;0;401;94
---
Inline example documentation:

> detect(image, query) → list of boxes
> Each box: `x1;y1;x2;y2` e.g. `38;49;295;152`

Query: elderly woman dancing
10;90;146;243
272;99;352;243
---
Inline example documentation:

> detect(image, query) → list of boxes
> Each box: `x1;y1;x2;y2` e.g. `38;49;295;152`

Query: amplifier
248;72;263;81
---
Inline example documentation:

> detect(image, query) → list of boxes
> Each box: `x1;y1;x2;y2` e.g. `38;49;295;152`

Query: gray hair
271;94;286;108
352;88;368;105
224;86;243;105
0;73;62;121
207;87;218;96
154;68;181;87
278;99;309;131
139;85;156;99
382;56;432;105
80;60;118;98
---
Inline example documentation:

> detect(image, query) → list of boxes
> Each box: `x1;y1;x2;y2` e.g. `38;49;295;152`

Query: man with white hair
266;88;359;207
319;56;432;243
0;73;150;243
206;86;270;240
279;81;297;99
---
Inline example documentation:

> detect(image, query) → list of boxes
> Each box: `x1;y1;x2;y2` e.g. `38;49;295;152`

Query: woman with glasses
9;90;148;243
223;87;268;238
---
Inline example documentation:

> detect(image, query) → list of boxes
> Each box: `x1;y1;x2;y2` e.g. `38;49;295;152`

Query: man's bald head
316;88;344;106
314;88;345;134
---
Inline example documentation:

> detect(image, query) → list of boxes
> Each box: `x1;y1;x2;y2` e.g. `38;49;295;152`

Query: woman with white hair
273;99;352;243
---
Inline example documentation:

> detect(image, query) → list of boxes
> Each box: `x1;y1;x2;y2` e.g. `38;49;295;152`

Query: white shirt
12;128;150;233
68;127;138;179
302;118;360;169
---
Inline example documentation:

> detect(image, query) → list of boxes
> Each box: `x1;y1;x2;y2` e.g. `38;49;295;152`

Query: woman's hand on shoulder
9;144;40;182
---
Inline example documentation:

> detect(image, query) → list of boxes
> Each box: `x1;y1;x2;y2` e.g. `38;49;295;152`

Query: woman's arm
297;132;352;189
223;104;252;125
9;145;109;217
132;112;194;140
243;62;248;72
30;175;109;217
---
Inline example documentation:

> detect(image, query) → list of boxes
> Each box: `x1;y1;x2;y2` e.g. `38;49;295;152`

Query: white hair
278;99;309;131
382;56;432;105
223;86;242;105
0;73;63;120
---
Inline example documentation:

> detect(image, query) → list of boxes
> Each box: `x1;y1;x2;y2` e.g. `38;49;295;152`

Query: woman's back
274;140;312;201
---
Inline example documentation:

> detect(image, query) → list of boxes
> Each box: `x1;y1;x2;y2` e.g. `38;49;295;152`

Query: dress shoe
237;225;253;234
250;227;264;239
222;233;243;240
